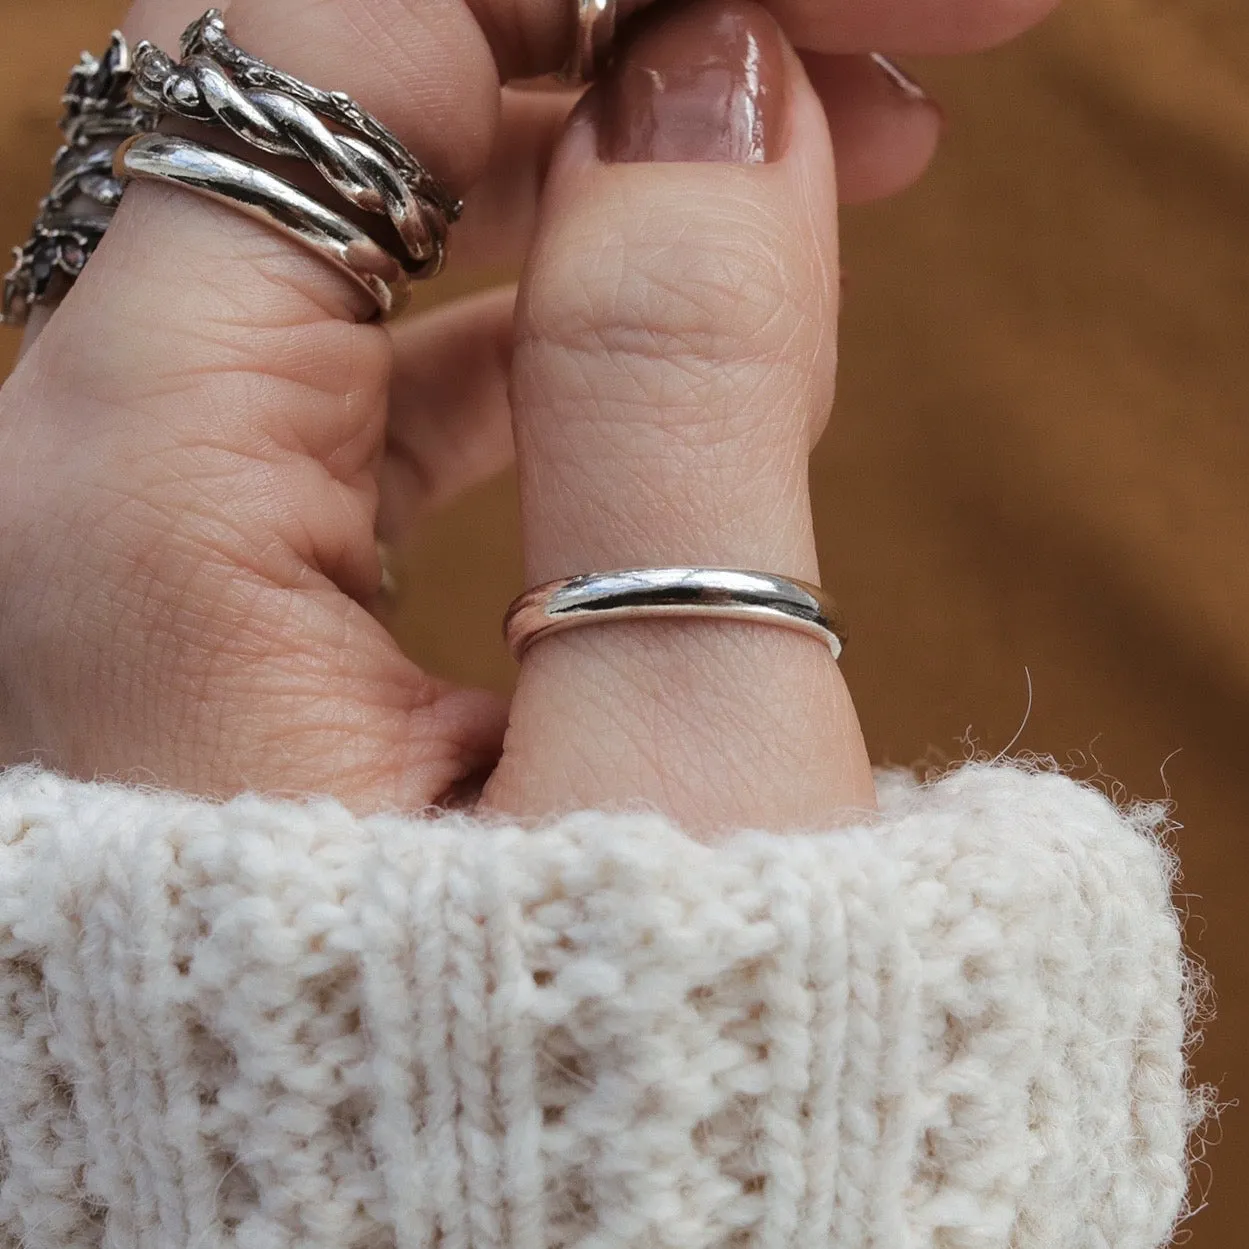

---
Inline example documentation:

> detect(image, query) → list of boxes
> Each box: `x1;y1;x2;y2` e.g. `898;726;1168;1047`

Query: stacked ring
114;133;411;319
127;9;461;281
2;33;154;327
7;0;626;327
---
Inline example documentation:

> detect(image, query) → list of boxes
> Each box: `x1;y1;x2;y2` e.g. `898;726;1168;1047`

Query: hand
0;0;1053;835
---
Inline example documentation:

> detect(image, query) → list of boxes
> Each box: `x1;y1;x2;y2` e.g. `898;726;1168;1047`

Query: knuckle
522;196;814;375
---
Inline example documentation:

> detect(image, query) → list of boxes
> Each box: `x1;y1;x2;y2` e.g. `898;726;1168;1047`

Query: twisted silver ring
129;10;460;278
115;132;410;320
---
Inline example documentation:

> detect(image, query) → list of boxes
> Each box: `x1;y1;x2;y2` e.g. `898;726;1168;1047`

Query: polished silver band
562;0;618;83
3;33;155;327
504;568;847;661
130;9;460;277
115;132;409;319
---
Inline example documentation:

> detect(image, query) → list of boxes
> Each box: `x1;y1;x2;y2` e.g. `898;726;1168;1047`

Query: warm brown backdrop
2;1;1244;1243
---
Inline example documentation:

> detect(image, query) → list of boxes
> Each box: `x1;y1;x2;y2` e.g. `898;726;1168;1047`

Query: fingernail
869;53;930;103
597;0;789;164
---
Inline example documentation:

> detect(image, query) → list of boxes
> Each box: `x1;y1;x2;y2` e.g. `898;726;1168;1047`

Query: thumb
483;0;876;835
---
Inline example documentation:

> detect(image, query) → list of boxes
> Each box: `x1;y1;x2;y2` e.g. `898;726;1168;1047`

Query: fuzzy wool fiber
0;762;1197;1249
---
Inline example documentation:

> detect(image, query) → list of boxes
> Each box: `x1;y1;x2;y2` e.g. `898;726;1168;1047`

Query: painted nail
597;0;789;164
869;52;930;103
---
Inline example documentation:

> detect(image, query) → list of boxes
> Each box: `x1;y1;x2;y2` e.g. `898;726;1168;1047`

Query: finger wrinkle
523;235;815;379
517;333;812;440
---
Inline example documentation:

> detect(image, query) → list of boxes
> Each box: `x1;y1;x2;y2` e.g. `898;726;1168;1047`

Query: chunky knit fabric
0;762;1194;1249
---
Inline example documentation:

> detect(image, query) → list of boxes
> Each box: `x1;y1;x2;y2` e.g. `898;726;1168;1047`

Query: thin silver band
114;132;409;320
504;568;847;662
562;0;618;83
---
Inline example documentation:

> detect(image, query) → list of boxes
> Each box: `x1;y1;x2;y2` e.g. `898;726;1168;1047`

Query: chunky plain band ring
129;9;460;277
562;0;618;83
504;568;847;661
115;133;410;320
3;32;154;327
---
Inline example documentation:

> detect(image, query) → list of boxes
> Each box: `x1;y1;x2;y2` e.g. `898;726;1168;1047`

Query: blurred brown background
2;0;1245;1243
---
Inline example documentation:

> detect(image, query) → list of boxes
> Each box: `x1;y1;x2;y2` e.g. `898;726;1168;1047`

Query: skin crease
0;0;1057;836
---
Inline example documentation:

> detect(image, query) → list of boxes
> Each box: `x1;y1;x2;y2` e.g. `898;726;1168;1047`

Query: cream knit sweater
0;761;1196;1249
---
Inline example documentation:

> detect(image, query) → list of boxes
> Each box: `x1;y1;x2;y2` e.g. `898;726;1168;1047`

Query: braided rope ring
129;9;460;277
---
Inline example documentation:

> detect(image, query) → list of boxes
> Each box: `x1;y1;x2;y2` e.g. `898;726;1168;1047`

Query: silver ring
562;0;618;84
3;32;155;327
503;568;847;661
114;133;410;320
130;10;460;277
60;30;155;146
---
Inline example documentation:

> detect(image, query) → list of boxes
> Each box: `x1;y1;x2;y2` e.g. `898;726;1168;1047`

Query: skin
0;0;1056;838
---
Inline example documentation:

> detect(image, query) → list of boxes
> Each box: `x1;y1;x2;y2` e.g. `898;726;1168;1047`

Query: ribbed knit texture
0;762;1194;1249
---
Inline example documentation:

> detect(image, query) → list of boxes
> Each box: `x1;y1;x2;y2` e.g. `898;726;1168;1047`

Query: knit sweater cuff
0;762;1194;1249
